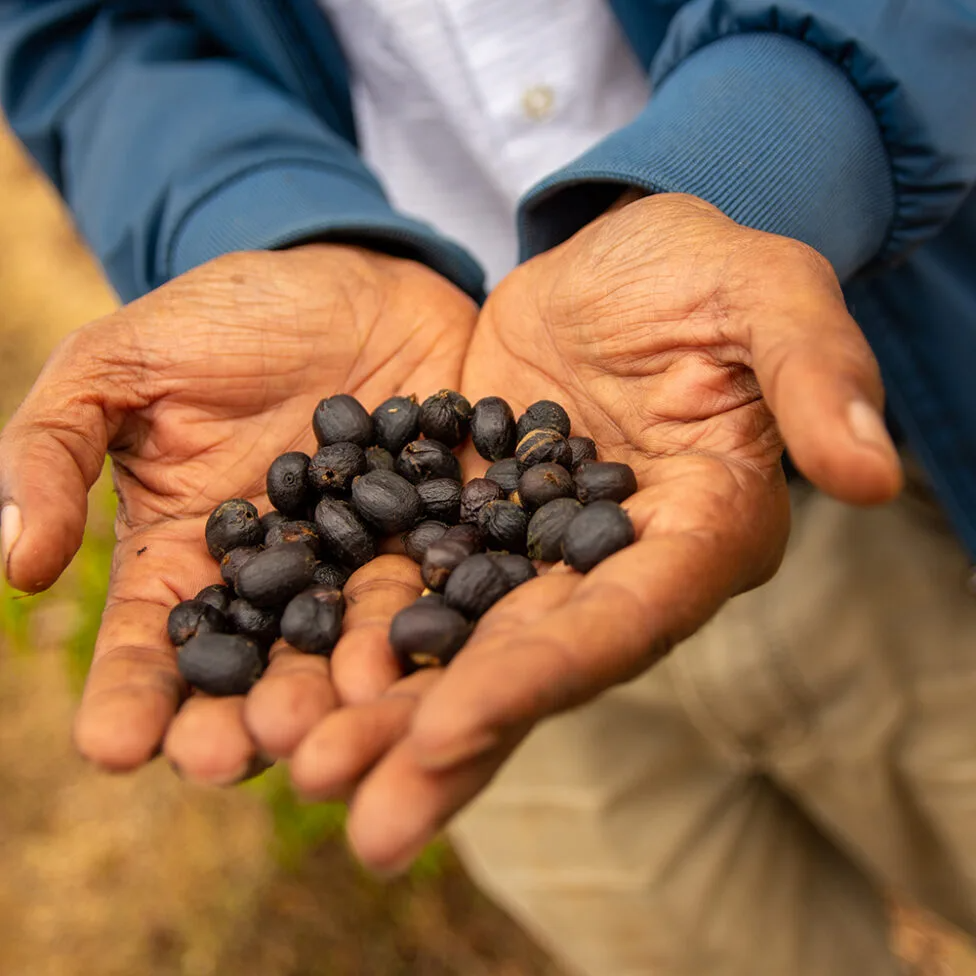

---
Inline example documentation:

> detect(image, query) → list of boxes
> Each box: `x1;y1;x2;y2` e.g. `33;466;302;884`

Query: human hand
287;194;903;874
0;245;476;783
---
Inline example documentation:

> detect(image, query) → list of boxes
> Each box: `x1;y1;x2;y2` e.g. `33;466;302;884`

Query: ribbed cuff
169;161;486;300
519;33;895;281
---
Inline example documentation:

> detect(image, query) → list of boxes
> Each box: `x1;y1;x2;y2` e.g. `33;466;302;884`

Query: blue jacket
1;1;974;557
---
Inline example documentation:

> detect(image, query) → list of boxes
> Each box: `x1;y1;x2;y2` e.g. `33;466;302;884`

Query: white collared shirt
316;0;650;287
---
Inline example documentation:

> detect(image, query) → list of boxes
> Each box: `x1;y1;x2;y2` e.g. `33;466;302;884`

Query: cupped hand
0;244;476;781
289;193;903;875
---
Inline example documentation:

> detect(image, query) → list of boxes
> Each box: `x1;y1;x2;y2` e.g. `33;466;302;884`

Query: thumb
0;327;133;591
746;254;903;505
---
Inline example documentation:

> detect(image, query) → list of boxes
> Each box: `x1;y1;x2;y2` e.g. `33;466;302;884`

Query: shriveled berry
314;498;376;569
416;478;462;523
562;501;635;573
281;585;345;655
422;538;477;592
459;478;505;524
308;442;367;495
516;399;571;441
444;554;512;619
312;394;373;447
220;545;263;588
470;397;516;461
227;597;281;649
235;542;318;607
389;600;472;671
517;463;575;513
443;522;484;551
485;457;520;495
418;390;473;448
312;562;350;589
179;633;264;696
403;520;450;564
490;553;537;589
167;600;229;646
396;439;461;483
526;497;583;562
477;499;528;553
568;436;598;470
265;519;322;557
515;428;573;472
574;462;638;504
205;499;263;560
194;583;233;615
351;469;423;534
266;452;312;517
372;395;421;455
365;446;396;473
260;510;288;536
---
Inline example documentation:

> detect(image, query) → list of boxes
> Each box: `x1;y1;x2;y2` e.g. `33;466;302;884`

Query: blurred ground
0;118;974;976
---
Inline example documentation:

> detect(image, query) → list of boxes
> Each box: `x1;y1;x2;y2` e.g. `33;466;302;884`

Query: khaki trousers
449;473;976;975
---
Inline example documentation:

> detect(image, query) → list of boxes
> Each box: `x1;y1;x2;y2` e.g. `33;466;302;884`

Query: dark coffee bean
490;553;537;589
314;498;377;569
227;597;281;649
220;545;264;588
194;583;233;615
470;396;517;461
562;501;635;573
403;520;450;564
485;457;520;495
396;439;461;483
477;500;528;554
167;600;229;647
515;428;573;472
351;469;423;534
312;394;373;447
312;562;350;589
444;554;512;619
365;445;396;473
517;463;575;512
444;522;484;551
178;633;264;696
574;462;638;504
422;538;477;592
265;519;322;557
418;390;473;448
516;399;571;441
526;497;583;562
235;542;318;607
372;395;421;455
260;510;288;536
308;442;367;495
266;452;312;517
416;478;462;523
389;600;472;671
281;585;345;655
568;436;598;470
459;478;505;524
205;499;263;560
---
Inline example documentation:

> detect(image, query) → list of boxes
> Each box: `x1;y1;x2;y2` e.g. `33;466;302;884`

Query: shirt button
521;85;555;121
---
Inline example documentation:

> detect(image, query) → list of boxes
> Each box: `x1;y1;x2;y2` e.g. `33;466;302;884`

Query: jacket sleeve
0;1;484;303
519;0;976;282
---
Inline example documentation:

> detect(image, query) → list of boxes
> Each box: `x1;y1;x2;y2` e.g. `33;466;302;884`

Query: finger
346;731;519;877
289;669;440;802
409;475;776;771
0;325;139;591
73;521;220;771
163;694;258;786
329;555;422;705
743;247;903;504
244;644;337;760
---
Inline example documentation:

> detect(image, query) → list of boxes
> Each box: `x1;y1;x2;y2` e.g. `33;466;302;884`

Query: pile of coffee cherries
167;392;637;696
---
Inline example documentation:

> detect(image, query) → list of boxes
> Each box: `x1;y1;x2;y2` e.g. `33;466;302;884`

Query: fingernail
1;504;23;579
847;401;897;459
